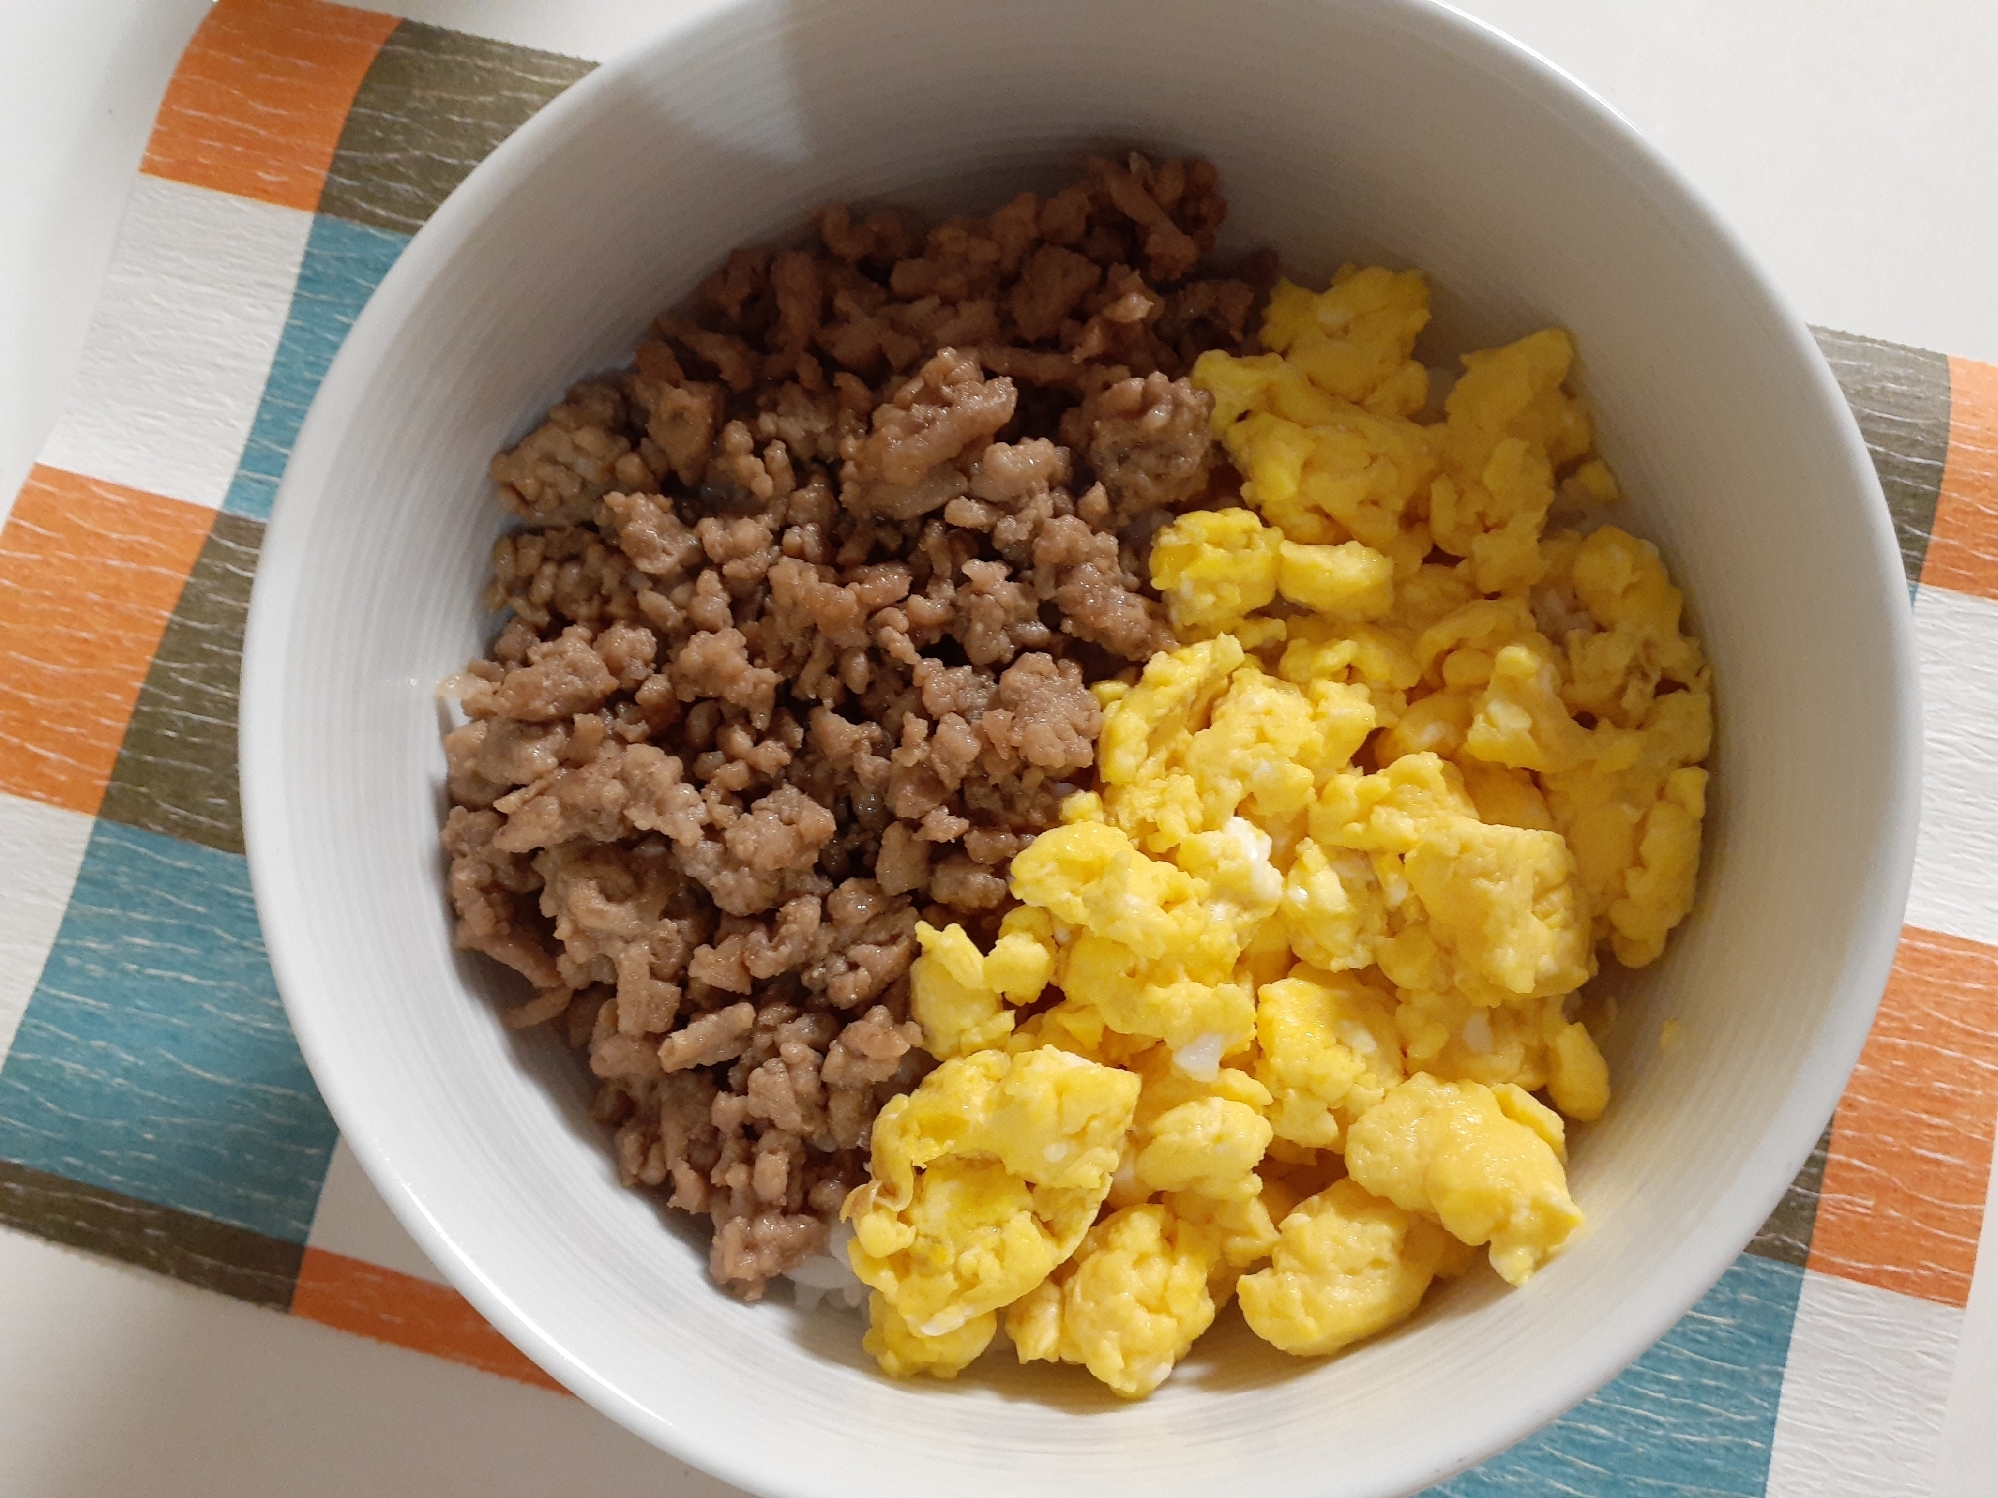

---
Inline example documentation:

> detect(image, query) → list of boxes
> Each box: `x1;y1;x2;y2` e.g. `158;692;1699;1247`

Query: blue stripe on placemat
0;819;337;1243
1428;1253;1804;1495
221;212;410;522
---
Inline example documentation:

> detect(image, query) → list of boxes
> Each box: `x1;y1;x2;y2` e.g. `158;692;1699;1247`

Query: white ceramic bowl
240;1;1921;1494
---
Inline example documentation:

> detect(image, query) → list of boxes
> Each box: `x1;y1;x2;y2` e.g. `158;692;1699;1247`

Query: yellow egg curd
849;263;1710;1396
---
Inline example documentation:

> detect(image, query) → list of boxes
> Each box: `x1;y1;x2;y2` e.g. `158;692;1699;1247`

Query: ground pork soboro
442;155;1262;1300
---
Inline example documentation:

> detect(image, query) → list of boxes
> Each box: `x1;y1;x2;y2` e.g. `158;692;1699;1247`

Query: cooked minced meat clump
440;155;1267;1298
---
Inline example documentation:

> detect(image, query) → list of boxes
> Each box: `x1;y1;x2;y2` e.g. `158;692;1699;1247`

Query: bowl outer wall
240;1;1920;1495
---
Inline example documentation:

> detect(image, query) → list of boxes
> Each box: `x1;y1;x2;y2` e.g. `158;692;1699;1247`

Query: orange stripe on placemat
1809;925;1998;1307
290;1247;565;1393
140;0;399;213
0;467;215;818
1921;356;1998;601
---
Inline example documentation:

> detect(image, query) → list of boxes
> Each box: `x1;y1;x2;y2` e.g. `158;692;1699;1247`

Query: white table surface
2;2;1995;1494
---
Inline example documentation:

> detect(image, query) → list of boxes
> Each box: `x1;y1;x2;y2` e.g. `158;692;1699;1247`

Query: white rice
788;1221;867;1312
1172;1031;1227;1081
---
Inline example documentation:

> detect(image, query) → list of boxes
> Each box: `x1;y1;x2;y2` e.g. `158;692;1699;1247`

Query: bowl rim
240;0;1923;1490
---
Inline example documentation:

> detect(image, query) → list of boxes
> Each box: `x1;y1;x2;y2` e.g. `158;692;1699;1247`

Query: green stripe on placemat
0;1158;302;1309
1812;327;1953;596
318;21;594;236
1747;1122;1832;1268
99;511;264;854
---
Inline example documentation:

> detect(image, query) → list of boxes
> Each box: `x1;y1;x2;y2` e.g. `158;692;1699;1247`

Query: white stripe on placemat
34;177;311;518
1766;1269;1961;1498
0;790;95;1070
1905;584;1998;951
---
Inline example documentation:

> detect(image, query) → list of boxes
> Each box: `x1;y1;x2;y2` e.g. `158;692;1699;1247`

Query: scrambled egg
843;1048;1139;1340
1007;1205;1219;1397
851;263;1710;1396
1237;1180;1455;1356
1343;1073;1580;1287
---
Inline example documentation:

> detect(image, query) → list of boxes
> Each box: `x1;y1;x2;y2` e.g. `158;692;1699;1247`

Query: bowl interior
241;2;1918;1495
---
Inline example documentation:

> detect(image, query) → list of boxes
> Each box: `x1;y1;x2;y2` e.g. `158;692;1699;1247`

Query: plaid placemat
0;1;1993;1489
